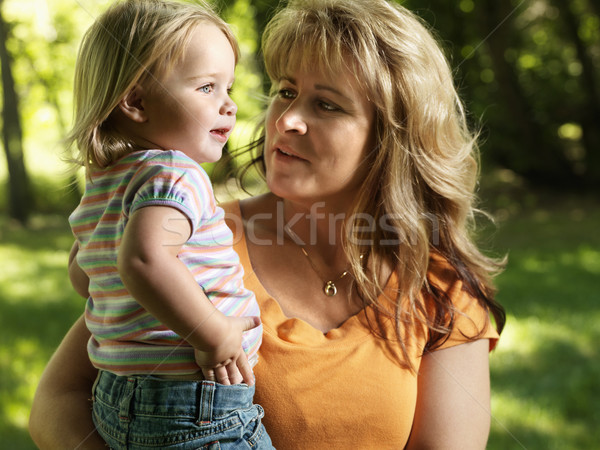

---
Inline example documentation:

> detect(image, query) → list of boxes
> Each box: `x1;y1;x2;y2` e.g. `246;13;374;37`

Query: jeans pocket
198;441;221;450
92;397;125;449
239;404;273;449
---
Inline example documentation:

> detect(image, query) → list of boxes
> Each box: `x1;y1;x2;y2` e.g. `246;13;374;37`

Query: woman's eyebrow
314;84;355;105
315;84;347;98
279;76;354;102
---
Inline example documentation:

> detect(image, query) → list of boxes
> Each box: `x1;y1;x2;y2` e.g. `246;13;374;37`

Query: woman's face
263;66;376;208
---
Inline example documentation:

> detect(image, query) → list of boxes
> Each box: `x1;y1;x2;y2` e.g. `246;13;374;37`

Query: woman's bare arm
405;339;492;450
29;315;105;449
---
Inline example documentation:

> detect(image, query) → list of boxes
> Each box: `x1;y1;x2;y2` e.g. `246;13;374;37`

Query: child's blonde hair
67;0;239;171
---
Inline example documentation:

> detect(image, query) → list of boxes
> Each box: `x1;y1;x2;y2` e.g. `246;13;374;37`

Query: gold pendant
324;281;337;296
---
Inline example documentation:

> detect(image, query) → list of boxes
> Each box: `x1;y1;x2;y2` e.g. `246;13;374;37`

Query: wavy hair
66;0;239;172
236;0;505;367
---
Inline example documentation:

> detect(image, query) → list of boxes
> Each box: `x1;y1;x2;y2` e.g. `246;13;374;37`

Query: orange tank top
222;200;499;449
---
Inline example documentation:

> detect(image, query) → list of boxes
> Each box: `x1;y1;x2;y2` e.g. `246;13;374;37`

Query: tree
477;0;574;183
0;0;31;224
406;0;600;188
552;0;600;184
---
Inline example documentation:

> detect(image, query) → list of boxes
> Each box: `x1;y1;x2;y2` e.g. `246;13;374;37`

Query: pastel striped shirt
69;150;261;375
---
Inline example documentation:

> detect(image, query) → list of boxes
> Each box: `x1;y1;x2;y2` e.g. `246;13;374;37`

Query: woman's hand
194;315;261;386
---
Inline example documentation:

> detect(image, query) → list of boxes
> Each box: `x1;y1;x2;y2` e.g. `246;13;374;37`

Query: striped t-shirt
69;150;261;375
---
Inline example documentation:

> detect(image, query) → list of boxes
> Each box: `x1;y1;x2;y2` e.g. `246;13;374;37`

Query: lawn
485;193;600;449
0;190;598;449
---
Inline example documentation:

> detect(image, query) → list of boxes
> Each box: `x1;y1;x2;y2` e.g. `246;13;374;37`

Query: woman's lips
275;147;307;161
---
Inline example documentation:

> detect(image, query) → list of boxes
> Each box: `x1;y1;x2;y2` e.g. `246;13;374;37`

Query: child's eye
199;84;213;94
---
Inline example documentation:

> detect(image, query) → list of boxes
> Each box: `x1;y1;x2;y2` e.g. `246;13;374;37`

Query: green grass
486;194;600;449
0;191;598;449
0;214;83;448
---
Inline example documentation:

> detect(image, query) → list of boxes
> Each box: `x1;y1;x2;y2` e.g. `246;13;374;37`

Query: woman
29;0;505;448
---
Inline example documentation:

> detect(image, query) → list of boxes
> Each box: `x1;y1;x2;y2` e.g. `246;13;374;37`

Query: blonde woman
30;0;505;448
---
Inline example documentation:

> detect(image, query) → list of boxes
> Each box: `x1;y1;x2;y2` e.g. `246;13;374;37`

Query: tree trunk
0;2;31;224
477;0;576;185
27;58;82;205
553;0;600;185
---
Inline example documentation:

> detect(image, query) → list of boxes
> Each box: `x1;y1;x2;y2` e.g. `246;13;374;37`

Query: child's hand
194;315;261;386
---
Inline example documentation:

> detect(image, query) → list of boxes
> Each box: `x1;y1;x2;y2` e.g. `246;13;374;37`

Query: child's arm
68;241;90;298
118;205;259;385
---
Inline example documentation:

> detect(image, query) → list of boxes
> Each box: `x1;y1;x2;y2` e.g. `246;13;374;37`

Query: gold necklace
284;225;362;297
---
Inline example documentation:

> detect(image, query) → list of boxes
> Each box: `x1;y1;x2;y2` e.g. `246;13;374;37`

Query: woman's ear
118;85;147;123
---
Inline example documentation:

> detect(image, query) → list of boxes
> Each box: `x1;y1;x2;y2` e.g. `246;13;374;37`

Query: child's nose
221;97;237;116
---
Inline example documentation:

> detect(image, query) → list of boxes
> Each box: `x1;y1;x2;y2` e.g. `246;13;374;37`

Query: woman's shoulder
426;251;461;291
424;250;499;350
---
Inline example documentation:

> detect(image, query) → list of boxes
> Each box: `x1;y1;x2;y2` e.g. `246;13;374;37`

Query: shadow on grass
0;214;74;252
0;214;82;449
1;187;599;449
490;332;600;449
486;195;600;449
0;298;83;449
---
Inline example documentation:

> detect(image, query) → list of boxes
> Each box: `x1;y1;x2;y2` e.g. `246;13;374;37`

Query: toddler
66;0;272;448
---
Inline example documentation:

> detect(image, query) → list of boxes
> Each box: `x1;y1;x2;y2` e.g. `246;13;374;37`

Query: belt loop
198;381;215;424
118;377;136;423
91;371;102;402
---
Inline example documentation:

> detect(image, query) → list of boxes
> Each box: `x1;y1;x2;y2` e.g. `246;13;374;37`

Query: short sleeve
123;151;215;229
440;284;500;351
427;254;500;352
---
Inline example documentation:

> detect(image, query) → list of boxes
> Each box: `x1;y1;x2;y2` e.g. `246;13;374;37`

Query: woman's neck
279;196;353;266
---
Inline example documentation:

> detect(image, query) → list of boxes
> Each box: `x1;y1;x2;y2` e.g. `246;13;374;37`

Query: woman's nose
275;103;307;135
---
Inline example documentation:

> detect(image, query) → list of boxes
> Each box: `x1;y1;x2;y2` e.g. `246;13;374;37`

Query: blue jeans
92;370;273;449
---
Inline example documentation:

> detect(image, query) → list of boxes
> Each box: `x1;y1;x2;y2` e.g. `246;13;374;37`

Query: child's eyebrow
186;73;235;83
186;74;211;82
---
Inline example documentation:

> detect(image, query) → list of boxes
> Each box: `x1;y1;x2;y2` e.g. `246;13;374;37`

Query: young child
66;0;272;448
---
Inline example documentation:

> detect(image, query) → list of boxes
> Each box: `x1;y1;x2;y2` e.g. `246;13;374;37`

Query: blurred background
0;0;598;448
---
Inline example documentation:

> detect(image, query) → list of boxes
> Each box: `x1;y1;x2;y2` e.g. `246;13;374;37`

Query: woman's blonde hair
238;0;505;367
67;0;239;172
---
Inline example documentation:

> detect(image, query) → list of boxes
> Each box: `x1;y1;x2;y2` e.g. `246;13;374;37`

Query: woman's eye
277;88;295;99
319;101;339;112
199;84;213;94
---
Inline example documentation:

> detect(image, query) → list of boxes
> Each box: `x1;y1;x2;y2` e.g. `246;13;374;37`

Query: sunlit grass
0;215;83;449
0;191;598;448
486;195;600;449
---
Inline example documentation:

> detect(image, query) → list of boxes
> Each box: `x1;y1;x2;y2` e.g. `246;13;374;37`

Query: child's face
139;23;237;164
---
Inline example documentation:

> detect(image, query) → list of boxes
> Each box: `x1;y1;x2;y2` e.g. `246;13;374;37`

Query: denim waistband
94;370;256;422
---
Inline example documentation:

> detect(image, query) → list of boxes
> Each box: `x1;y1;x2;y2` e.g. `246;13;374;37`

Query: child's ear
118;85;147;122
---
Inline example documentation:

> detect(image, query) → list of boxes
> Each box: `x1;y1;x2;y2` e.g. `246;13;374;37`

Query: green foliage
222;0;267;121
3;0;600;219
402;0;600;187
